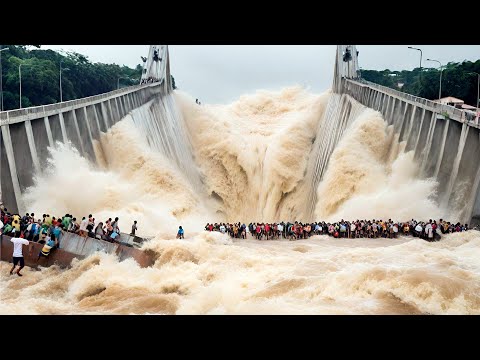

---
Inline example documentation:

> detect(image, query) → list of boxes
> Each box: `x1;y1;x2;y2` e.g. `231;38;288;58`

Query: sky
41;45;480;104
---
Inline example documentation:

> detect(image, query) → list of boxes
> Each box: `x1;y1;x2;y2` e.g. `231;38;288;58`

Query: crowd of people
205;218;471;242
0;206;139;246
0;205;142;276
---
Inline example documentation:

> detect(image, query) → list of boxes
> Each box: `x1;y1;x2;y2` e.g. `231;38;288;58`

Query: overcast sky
41;45;480;104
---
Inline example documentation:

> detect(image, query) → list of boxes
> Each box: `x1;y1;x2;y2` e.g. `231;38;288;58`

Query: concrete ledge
0;234;155;269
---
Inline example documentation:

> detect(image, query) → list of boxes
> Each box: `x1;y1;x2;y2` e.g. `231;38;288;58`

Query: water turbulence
2;86;479;314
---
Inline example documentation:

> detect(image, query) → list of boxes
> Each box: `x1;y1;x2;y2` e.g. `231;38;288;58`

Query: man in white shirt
9;237;31;276
79;217;88;237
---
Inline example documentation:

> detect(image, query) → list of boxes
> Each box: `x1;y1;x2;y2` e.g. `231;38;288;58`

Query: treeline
0;45;143;110
361;60;480;107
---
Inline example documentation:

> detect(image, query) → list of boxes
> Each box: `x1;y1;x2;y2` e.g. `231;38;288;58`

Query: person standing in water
177;226;184;239
130;221;138;236
9;236;32;276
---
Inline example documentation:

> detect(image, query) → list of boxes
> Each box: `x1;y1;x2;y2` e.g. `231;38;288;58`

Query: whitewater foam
2;86;475;314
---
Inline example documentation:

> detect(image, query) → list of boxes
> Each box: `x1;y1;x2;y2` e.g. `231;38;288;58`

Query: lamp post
19;63;29;109
0;46;9;111
467;72;480;114
408;46;423;70
117;77;131;89
60;60;69;103
426;59;443;100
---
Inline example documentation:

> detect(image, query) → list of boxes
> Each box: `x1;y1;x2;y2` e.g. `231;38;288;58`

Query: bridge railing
0;82;162;126
344;78;479;128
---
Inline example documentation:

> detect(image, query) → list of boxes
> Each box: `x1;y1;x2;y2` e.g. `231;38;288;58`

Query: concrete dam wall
311;78;480;225
0;83;165;214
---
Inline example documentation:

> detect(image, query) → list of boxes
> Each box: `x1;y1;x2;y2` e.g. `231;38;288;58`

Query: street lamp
18;63;33;109
117;77;131;89
60;60;69;103
408;46;423;70
426;59;443;100
467;72;480;114
0;46;9;111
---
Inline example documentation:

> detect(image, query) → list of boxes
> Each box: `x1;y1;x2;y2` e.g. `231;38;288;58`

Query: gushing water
2;86;478;314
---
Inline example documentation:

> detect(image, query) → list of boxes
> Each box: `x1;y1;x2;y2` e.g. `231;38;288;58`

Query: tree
0;46;143;110
361;60;480;106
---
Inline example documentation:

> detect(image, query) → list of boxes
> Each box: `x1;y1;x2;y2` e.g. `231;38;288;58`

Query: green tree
0;46;143;110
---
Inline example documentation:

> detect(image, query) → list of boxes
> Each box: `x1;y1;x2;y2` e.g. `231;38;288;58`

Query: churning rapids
1;87;479;314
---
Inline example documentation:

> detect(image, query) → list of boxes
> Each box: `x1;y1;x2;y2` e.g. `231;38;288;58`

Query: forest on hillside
0;45;143;111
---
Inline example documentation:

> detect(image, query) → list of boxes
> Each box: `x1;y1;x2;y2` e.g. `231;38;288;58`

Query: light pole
19;63;27;109
426;58;443;100
0;46;9;111
60;60;69;103
408;46;423;70
117;77;131;89
467;72;480;114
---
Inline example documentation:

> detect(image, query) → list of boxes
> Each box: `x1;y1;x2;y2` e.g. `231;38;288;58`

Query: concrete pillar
121;96;128;116
442;123;470;208
413;108;426;157
380;93;387;116
83;107;94;142
388;98;396;125
100;101;110;130
419;113;437;176
108;99;115;124
129;93;135;111
433;120;450;178
404;106;417;144
58;112;68;143
1;125;24;214
116;96;122;118
383;96;391;121
44;116;54;148
92;104;103;135
24;120;41;174
71;110;85;155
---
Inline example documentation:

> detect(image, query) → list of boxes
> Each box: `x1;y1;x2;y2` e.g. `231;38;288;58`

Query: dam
1;45;480;315
1;45;479;226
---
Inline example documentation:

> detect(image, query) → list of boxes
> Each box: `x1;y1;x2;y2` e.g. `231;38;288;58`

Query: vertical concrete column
120;95;127;114
92;105;102;135
24;120;41;174
100;101;110;129
44;116;54;148
379;93;387;115
388;98;396;124
419;113;437;176
83;107;94;144
115;97;123;119
433;120;450;178
378;92;385;111
108;99;115;124
128;93;135;111
1;125;24;214
443;123;470;207
125;93;133;112
466;162;480;225
71;109;85;155
58;112;68;143
405;106;417;142
383;96;391;120
413;108;426;156
133;92;139;108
